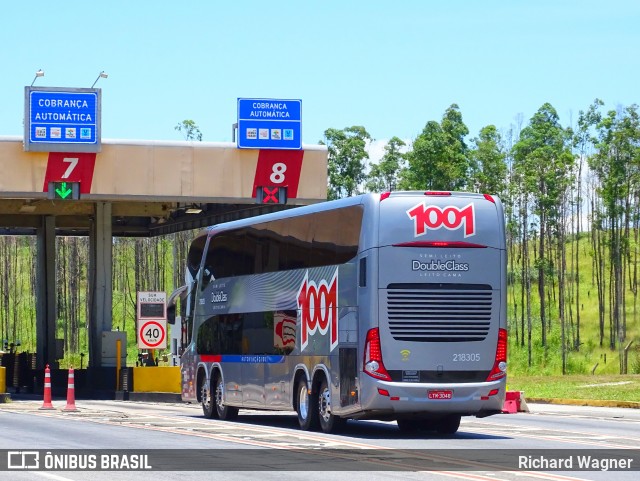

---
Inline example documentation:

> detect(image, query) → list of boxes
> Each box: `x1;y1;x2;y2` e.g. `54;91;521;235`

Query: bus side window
201;266;213;290
184;281;197;345
196;316;217;355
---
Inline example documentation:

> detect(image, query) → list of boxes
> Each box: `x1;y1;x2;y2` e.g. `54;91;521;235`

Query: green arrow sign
55;182;73;199
49;181;80;200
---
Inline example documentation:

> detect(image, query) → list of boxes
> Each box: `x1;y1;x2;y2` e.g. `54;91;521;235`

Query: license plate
428;390;452;400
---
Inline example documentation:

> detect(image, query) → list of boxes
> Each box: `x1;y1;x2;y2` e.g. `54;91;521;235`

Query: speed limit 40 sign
137;319;167;349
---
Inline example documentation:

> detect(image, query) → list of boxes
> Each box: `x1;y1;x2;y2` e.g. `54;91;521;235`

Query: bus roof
191;191;501;238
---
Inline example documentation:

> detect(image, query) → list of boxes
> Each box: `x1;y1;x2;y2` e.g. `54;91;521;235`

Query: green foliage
175;119;203;141
512;103;575;219
399;104;472;191
469;125;507;198
322;126;371;200
0;237;38;352
508;233;640;376
0;235;184;369
365;136;406;192
632;347;640;375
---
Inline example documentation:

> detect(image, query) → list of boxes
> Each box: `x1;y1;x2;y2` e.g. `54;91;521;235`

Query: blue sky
1;0;638;157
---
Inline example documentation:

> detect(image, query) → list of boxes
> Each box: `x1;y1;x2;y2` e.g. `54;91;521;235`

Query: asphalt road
0;399;638;481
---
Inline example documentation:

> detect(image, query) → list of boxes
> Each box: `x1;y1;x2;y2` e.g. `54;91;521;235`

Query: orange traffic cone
39;364;54;410
62;366;78;412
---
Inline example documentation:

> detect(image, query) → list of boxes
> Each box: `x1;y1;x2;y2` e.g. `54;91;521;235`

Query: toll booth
0;136;328;394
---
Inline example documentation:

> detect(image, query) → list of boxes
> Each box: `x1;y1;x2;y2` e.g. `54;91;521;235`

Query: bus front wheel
214;375;239;421
296;379;318;431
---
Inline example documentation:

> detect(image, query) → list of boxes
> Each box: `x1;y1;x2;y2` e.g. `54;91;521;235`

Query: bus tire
201;377;217;419
318;378;345;433
396;418;419;433
296;378;318;431
214;374;239;421
435;414;461;435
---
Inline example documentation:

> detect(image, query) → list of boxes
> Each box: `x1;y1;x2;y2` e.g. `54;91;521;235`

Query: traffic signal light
47;181;80;200
256;186;287;204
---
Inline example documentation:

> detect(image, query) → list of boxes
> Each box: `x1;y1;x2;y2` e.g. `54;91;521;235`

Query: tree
365;137;406;192
323;126;371;200
470;125;507;197
399;104;471;191
512;103;575;351
571;100;603;352
175;120;203;141
589;103;640;369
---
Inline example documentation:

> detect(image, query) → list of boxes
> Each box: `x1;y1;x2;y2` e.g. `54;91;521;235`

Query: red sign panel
42;152;97;194
252;149;303;199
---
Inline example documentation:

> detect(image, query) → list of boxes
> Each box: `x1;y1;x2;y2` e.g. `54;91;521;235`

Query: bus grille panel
386;284;492;342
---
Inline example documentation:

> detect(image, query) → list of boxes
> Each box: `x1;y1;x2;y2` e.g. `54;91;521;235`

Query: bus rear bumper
355;378;507;418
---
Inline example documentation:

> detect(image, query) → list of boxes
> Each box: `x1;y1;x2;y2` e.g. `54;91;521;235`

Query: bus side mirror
167;304;176;325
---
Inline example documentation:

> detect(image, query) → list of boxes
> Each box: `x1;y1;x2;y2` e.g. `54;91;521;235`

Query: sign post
237;98;301;150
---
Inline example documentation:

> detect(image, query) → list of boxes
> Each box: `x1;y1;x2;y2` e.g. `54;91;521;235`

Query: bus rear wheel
396;418;419;433
318;378;345;433
435;415;461;435
214;375;238;421
296;378;318;431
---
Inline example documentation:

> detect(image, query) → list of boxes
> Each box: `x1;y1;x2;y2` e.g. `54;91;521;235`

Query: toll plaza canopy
0;135;327;372
0;136;328;235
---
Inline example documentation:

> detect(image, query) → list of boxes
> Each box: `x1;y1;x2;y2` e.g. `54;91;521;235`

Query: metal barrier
132;366;181;393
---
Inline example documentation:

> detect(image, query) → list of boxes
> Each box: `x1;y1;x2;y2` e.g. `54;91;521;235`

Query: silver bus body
177;191;507;433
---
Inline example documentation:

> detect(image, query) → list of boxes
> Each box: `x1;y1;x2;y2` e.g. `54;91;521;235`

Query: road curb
527;397;640;409
125;392;182;403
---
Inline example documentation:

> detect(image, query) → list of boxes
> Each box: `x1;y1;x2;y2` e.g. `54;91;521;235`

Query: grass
506;235;640;378
507;374;640;403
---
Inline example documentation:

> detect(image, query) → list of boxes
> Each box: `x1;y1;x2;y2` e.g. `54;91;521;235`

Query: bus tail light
424;191;451;196
486;328;507;381
393;241;487;248
364;328;392;381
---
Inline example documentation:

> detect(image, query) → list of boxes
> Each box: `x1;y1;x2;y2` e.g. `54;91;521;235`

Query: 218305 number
453;353;480;362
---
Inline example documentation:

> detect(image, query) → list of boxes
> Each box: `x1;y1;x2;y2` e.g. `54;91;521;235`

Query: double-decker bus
172;191;507;434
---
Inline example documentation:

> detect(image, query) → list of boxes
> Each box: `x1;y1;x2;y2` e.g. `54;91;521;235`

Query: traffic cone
39;364;54;410
62;366;78;412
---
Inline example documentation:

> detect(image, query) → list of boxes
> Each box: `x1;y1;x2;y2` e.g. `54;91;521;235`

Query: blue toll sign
237;98;301;150
24;87;101;152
